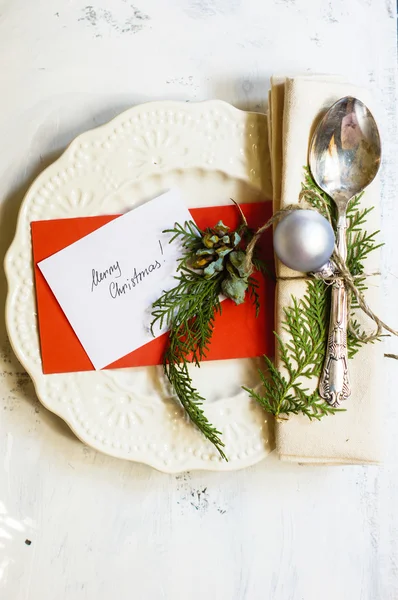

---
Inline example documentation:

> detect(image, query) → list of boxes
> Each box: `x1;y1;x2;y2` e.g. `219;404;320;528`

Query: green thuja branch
152;218;265;459
152;267;227;459
244;168;382;419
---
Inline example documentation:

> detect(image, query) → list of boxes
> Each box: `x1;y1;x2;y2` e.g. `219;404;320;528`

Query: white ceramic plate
5;100;275;472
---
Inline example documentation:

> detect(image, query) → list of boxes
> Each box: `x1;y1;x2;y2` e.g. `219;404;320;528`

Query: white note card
38;189;193;370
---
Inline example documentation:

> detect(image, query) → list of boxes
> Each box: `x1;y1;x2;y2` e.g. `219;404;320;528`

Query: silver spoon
309;96;381;406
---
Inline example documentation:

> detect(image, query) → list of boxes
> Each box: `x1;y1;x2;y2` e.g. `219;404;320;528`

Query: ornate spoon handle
319;279;351;406
319;215;351;406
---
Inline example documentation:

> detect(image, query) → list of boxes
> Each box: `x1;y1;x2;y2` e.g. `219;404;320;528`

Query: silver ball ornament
274;210;335;273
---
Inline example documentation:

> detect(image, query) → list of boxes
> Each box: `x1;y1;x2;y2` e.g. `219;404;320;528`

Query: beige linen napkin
268;76;384;464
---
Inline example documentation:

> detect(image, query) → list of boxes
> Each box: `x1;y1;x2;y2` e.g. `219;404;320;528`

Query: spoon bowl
310;96;381;208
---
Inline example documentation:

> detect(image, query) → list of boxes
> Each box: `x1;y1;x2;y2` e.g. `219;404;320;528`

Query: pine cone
190;221;251;305
190;221;242;278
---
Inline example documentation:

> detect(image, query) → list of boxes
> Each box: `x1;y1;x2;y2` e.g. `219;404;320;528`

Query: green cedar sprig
244;168;382;419
151;219;264;459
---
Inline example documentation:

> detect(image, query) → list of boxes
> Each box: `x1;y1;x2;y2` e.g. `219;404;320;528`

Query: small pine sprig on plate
151;214;266;460
244;168;382;420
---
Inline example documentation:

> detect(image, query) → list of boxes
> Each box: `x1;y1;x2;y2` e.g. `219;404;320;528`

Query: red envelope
31;202;275;374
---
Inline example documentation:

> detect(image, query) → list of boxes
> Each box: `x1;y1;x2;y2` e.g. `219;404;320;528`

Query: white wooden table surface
0;1;397;599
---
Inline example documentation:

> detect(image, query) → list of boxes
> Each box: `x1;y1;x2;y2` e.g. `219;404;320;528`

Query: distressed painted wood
0;1;397;598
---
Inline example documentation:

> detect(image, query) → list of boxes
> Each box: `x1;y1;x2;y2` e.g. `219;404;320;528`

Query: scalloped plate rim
4;99;273;472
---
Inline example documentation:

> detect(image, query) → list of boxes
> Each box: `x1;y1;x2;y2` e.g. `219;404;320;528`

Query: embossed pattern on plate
5;100;274;472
